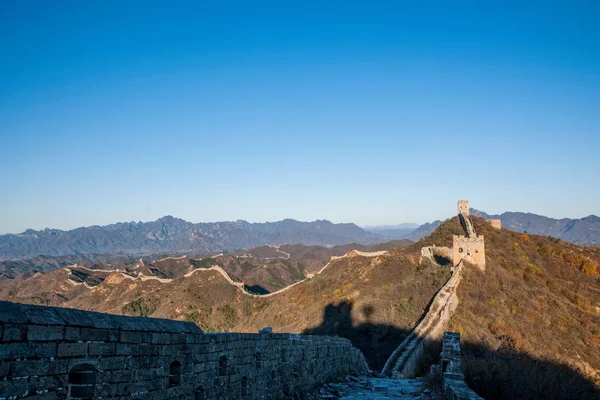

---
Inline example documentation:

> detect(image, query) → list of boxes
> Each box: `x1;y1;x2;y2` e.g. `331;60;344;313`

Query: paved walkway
310;376;440;399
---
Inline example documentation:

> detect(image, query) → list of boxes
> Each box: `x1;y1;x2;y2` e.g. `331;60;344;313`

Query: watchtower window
68;363;96;399
195;385;205;400
219;355;228;376
168;361;181;387
255;352;262;368
241;376;248;396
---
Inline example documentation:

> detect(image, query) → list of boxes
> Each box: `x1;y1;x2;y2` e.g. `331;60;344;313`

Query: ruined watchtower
452;200;486;270
457;200;470;216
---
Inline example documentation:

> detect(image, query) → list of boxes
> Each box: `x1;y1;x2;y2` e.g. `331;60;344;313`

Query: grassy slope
442;216;600;399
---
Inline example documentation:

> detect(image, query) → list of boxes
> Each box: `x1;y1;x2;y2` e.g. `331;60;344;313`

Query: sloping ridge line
382;260;464;377
81;250;388;298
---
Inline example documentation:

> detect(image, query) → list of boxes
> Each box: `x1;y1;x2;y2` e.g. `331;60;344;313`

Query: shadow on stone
304;300;600;400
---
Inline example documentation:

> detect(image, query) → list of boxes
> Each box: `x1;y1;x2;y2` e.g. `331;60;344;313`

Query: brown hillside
443;216;600;399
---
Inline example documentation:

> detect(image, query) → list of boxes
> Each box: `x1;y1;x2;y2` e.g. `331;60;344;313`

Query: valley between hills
1;214;599;399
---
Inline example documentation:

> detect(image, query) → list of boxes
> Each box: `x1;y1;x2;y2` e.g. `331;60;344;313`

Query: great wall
0;201;489;399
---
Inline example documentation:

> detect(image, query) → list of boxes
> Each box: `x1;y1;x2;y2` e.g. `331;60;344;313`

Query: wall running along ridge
66;250;389;298
0;301;369;399
381;261;463;378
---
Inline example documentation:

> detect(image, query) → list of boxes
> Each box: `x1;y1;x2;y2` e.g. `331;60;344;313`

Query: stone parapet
0;301;369;399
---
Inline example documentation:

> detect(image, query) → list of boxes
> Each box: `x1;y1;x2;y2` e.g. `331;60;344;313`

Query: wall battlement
0;301;368;399
488;219;501;229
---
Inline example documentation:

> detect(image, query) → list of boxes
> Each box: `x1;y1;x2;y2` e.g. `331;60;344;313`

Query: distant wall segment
0;301;368;399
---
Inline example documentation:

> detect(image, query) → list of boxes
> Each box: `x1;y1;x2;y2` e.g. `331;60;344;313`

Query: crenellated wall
0;301;368;399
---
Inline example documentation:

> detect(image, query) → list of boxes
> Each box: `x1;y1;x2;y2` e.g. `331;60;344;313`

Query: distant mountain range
0;217;382;261
365;209;600;246
3;208;598;261
471;209;600;245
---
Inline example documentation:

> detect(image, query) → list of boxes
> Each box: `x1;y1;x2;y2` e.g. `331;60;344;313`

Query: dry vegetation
443;217;600;399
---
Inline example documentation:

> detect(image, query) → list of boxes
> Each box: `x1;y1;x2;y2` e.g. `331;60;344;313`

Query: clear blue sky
1;1;599;234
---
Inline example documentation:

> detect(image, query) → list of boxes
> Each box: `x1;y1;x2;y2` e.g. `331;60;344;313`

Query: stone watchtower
457;200;470;216
452;200;486;270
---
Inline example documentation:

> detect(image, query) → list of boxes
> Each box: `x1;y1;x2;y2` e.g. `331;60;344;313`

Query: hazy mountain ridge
472;209;600;245
0;217;382;261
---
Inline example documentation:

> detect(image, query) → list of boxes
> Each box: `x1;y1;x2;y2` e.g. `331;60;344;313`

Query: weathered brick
0;362;9;377
2;324;26;341
81;327;108;341
64;327;80;341
110;369;134;383
29;374;67;394
35;342;57;358
116;343;138;356
56;342;88;357
11;359;49;377
47;359;70;375
120;330;142;343
88;342;116;356
151;332;171;344
0;378;28;397
99;356;129;370
0;342;34;360
107;329;119;342
27;325;63;341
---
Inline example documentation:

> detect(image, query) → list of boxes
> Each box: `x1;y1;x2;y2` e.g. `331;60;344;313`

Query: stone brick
81;327;108;341
99;356;129;370
0;361;9;377
34;342;57;358
0;378;28;397
2;324;26;341
47;358;70;375
27;324;64;341
110;369;134;383
120;330;142;343
107;329;119;342
151;332;171;344
57;342;88;357
64;326;80;341
0;342;34;360
88;342;116;356
11;359;49;377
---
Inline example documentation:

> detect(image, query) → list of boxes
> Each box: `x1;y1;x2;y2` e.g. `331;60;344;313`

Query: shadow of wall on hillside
304;301;600;400
302;301;411;372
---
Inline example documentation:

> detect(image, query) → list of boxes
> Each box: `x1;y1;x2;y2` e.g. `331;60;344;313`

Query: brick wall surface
0;301;369;399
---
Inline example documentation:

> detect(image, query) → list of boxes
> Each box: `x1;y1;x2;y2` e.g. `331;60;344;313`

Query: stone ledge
0;301;202;333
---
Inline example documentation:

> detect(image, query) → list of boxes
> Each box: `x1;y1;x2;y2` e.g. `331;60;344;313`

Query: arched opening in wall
458;247;464;253
241;376;248;396
68;363;96;399
255;352;262;368
194;385;205;400
219;355;228;376
168;361;181;387
271;369;277;384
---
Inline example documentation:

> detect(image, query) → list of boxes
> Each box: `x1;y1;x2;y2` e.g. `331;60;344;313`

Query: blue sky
1;1;599;233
